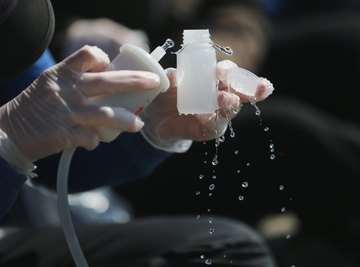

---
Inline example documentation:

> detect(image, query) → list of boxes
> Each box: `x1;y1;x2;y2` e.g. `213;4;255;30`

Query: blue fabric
0;49;56;105
259;0;283;17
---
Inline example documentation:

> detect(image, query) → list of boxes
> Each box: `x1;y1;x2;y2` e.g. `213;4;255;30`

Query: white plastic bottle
176;29;217;115
91;40;173;142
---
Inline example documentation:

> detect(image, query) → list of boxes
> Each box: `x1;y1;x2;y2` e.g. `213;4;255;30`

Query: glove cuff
0;128;37;178
140;129;192;153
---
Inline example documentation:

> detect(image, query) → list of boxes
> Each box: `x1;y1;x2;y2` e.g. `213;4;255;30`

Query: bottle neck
182;29;211;45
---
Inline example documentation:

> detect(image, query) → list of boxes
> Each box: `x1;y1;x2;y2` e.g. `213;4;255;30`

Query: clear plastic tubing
57;148;87;267
176;29;217;115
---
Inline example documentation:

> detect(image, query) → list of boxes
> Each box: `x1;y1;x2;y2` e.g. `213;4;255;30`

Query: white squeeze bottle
91;39;173;142
177;29;217;114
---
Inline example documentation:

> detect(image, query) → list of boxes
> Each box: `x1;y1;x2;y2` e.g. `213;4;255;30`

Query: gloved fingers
216;60;238;85
216;60;274;103
165;67;177;88
194;110;231;141
216;91;241;120
226;81;272;103
216;60;253;103
254;78;274;101
75;105;144;133
68;125;100;150
76;70;160;97
63;45;110;73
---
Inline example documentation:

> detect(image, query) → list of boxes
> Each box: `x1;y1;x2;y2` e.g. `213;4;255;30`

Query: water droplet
236;169;241;174
215;139;220;147
212;175;217;179
238;195;244;201
212;155;218;166
207;208;211;212
199;174;204;179
209;184;215;190
234;150;239;155
203;141;207;145
279;185;285;191
204;160;208;164
205;258;212;265
196;191;201;196
286;234;291;239
219;135;225;143
196;215;201;219
246;162;251;167
242;182;249;188
209;228;215;235
264;127;269;132
204;152;208;155
281;207;286;213
270;154;276;160
230;260;233;264
209;217;214;224
269;143;274;149
255;110;261;116
200;255;205;259
223;254;227;258
228;121;236;138
208;193;213;197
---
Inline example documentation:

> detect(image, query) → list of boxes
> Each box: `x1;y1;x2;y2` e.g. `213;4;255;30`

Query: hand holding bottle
140;57;274;153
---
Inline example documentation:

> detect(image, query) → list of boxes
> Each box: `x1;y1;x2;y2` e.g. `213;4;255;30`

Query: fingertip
255;78;274;101
217;90;240;110
216;60;238;83
111;107;144;132
64;45;110;72
133;116;145;132
217;60;238;69
165;68;177;87
84;136;100;151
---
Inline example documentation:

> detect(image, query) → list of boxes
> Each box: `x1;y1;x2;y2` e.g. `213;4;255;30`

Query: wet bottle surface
177;29;217;115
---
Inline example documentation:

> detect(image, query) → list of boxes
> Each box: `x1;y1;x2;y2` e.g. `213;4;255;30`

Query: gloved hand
0;45;160;176
140;60;273;153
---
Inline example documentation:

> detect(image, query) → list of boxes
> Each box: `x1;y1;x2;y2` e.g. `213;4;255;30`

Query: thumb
63;45;111;73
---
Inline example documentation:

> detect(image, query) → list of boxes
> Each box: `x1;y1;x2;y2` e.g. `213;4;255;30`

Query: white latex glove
0;45;160;177
140;60;274;153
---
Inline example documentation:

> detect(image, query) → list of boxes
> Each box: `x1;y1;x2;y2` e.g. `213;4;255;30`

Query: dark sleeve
35;132;172;193
0;157;27;220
